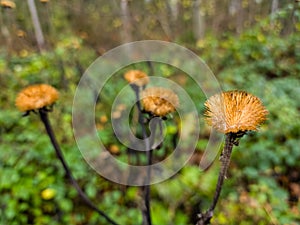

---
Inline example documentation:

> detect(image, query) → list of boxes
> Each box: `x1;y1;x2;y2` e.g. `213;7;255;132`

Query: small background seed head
124;70;149;87
0;0;16;9
141;87;179;117
15;84;59;112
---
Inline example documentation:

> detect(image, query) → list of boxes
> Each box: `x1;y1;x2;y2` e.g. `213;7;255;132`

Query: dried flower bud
124;70;149;87
15;84;59;112
141;87;179;117
204;90;268;133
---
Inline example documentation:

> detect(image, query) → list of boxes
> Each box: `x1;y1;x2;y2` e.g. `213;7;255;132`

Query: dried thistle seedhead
141;87;179;117
124;70;149;87
0;0;16;9
15;84;59;112
204;90;268;134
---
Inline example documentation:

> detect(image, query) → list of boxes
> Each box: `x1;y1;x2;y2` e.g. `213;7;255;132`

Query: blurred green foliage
0;3;300;225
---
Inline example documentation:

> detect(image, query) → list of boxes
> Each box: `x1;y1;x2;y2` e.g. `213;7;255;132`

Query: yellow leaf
41;188;56;200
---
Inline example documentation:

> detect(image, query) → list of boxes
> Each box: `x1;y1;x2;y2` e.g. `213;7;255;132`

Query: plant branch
144;148;152;225
133;85;152;225
196;132;236;225
38;109;119;225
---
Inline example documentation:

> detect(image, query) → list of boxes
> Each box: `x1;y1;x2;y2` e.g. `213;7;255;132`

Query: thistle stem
144;149;152;225
209;133;235;211
133;86;152;225
196;132;236;225
39;109;119;225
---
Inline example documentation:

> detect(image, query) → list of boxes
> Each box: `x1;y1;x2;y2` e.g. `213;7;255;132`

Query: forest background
0;0;299;224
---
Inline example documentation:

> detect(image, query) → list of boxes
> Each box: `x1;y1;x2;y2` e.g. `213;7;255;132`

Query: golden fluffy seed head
204;90;268;134
141;87;179;117
124;70;149;87
15;84;59;112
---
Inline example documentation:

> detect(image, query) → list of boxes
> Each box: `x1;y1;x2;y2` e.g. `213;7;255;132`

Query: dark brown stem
133;85;152;225
39;109;119;225
144;149;152;225
209;133;235;211
196;132;236;225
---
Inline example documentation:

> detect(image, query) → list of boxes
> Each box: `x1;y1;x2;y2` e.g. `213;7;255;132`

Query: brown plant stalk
133;85;152;225
16;84;119;225
196;90;268;225
39;109;119;225
140;86;178;225
125;70;179;225
124;70;152;225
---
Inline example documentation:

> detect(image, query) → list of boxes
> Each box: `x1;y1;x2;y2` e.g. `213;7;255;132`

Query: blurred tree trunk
120;0;133;55
270;0;279;26
27;0;45;51
39;1;52;37
120;0;132;43
271;0;279;15
229;0;243;33
235;0;243;34
0;9;12;56
157;2;173;40
193;0;206;40
169;0;179;22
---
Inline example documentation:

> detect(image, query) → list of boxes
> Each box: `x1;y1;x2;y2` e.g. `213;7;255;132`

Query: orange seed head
0;0;16;8
204;90;268;133
141;87;179;117
15;84;59;112
124;70;149;87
